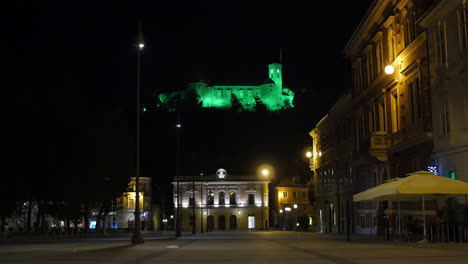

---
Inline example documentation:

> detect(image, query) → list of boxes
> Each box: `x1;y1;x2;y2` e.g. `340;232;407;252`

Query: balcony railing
369;131;390;161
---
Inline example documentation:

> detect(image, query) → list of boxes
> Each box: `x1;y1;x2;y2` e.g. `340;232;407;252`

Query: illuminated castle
158;63;294;111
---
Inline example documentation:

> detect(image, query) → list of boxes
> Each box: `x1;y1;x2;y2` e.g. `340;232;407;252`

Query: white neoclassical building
420;0;468;199
172;169;270;231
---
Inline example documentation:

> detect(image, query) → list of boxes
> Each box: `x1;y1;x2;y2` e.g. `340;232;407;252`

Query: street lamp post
293;203;298;231
261;169;269;230
175;117;182;237
132;20;144;245
192;176;196;234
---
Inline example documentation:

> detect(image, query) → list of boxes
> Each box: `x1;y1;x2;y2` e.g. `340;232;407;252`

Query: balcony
369;131;390;161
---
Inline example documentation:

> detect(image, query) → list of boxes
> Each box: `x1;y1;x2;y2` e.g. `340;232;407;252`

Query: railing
370;131;390;150
369;131;390;161
428;224;468;243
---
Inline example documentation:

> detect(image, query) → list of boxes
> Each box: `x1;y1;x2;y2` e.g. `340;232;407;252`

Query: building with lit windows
309;92;354;234
275;177;314;231
172;169;270;231
158;63;294;111
113;177;154;230
308;0;450;236
420;0;468;203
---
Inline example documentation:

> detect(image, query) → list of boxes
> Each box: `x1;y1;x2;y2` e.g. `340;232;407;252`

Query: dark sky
7;1;373;195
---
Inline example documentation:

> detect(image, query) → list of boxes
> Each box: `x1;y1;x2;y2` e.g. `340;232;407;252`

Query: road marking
165;245;179;248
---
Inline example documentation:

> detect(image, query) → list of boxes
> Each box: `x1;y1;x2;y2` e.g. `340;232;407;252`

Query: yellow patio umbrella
353;171;468;242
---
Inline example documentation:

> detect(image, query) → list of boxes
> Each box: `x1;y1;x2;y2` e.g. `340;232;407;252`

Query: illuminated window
207;192;214;205
283;191;288;198
229;191;236;204
444;171;456;180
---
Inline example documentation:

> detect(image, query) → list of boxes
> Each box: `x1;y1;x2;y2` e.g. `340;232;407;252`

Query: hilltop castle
158;63;295;111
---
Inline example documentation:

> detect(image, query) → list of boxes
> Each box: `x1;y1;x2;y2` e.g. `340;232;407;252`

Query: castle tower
268;63;282;89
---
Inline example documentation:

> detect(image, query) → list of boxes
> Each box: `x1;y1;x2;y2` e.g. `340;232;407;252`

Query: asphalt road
1;231;467;264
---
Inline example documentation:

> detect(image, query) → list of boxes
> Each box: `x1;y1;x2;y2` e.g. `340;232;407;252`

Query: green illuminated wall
158;63;294;111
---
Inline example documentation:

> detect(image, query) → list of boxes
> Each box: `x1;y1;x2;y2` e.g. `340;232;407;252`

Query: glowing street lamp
384;65;395;75
258;164;273;230
306;151;312;158
132;20;145;245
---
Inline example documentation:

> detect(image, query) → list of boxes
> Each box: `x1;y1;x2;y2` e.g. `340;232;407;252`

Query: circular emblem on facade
216;168;228;179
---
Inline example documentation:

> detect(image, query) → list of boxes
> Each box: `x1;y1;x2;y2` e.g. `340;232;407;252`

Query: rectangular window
404;11;415;46
283;191;288;198
189;195;194;206
444;170;456;180
359;215;366;229
435;21;447;65
441;99;450;134
375;39;383;75
379;100;386;131
391;90;399;133
407;77;421;123
458;3;468;50
292;191;297;198
248;216;255;229
248;194;255;205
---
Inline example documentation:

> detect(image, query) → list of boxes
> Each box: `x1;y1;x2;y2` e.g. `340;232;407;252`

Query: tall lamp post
175;117;182;237
132;21;145;245
261;169;269;230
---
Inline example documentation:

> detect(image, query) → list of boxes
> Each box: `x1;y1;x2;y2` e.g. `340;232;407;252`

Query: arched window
219;192;225;205
207;191;214;205
229;191;236;204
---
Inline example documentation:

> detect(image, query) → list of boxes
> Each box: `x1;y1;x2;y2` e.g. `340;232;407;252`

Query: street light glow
262;169;269;176
138;43;145;49
306;151;312;158
384;65;394;74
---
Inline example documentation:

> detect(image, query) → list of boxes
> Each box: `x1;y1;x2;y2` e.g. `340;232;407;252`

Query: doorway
218;215;226;230
229;215;237;230
207;215;214;232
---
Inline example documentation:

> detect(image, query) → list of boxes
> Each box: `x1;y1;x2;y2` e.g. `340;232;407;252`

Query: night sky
7;1;373;200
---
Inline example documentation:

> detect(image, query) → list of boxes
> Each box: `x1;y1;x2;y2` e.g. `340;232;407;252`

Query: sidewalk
314;232;468;250
0;230;174;243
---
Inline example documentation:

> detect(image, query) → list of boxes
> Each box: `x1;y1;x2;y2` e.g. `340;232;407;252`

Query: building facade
158;63;294;111
275;177;314;231
309;0;456;236
172;169;269;231
309;92;355;234
420;0;468;204
114;176;153;230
